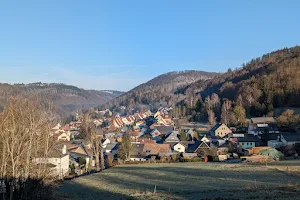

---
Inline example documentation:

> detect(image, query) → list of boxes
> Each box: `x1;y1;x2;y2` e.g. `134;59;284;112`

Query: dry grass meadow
55;160;300;200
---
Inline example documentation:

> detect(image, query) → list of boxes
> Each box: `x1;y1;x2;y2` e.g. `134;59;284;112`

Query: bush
0;178;53;200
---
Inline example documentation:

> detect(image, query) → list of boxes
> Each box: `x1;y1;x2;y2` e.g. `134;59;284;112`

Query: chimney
62;145;67;155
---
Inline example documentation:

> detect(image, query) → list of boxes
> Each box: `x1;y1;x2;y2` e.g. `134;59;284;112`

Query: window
242;143;244;145
247;143;249;145
178;148;181;150
146;150;151;153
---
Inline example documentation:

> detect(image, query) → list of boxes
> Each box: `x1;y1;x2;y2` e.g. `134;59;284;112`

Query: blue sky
0;0;299;91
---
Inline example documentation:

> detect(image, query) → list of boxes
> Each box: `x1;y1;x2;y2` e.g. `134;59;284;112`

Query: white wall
34;155;69;179
174;143;185;153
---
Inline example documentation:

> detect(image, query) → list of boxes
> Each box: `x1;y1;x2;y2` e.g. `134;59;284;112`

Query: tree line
0;96;57;200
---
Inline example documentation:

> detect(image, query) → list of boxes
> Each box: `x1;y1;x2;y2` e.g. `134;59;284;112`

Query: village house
66;143;94;168
173;141;195;153
121;116;135;125
154;108;173;126
34;144;69;179
268;139;283;148
232;133;246;138
130;143;146;161
186;141;210;153
132;137;155;144
164;132;180;143
150;125;174;142
200;135;211;143
237;136;260;149
142;143;171;159
105;143;119;156
280;132;300;146
200;134;227;147
210;124;232;138
129;130;141;142
69;121;80;130
154;107;171;118
135;119;144;125
52;123;73;141
102;138;112;149
248;117;279;136
56;131;71;141
110;117;125;129
93;119;103;127
98;109;112;116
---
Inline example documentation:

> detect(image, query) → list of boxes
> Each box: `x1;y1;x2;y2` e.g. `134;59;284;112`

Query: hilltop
0;82;123;117
105;70;217;112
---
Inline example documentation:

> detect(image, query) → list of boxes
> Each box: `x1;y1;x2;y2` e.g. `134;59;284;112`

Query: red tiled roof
60;124;71;131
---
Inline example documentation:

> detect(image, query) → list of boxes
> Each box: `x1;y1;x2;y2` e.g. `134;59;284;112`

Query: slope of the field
56;161;300;200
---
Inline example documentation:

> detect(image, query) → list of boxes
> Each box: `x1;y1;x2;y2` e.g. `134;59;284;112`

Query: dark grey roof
47;144;66;158
130;143;144;157
210;124;223;132
209;141;219;148
178;141;195;148
155;126;174;135
249;124;279;132
70;152;90;159
186;141;201;153
281;132;300;142
165;132;180;142
219;141;230;148
237;136;260;142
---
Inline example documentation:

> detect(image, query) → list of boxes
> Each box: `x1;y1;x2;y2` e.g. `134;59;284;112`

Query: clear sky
0;0;299;91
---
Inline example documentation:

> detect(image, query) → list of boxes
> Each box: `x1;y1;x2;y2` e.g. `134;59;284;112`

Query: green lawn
55;161;300;200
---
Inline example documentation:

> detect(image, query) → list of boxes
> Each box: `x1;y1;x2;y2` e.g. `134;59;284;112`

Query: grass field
55;161;300;200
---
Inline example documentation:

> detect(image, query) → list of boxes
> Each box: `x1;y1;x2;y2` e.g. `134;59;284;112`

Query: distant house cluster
36;107;300;179
110;112;151;129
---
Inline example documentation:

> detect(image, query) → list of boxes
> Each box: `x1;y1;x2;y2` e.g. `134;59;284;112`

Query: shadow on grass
55;180;136;200
56;162;300;200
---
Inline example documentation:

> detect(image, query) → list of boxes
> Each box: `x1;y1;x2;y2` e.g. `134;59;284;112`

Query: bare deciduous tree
0;96;56;199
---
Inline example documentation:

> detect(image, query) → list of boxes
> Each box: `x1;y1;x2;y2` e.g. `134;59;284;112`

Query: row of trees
0;97;56;199
172;93;246;127
277;109;300;130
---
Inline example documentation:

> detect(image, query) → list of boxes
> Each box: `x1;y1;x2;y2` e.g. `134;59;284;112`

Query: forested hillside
106;46;300;126
0;83;123;117
174;46;300;125
105;70;217;112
